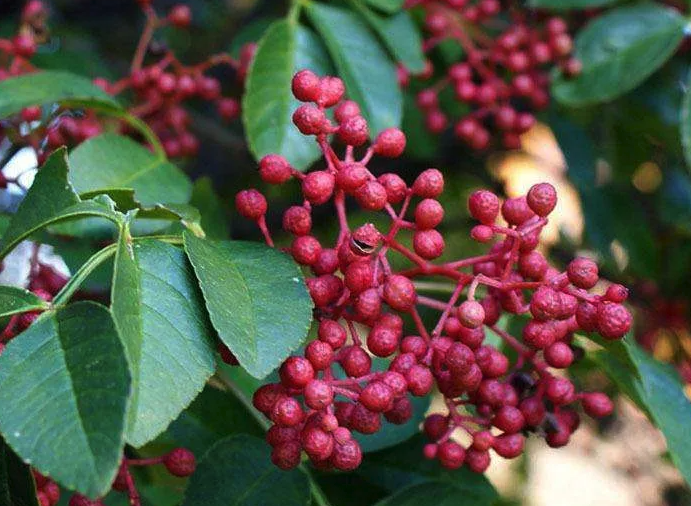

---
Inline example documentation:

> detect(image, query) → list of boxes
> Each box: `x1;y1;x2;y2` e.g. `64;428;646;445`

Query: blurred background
2;1;691;504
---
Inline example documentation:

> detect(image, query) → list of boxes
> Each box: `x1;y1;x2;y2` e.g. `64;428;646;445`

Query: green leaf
681;69;691;173
375;482;493;506
362;0;405;14
181;435;310;506
353;4;426;73
69;133;192;206
0;287;50;318
183;234;313;379
357;435;497;502
189;178;228;240
0;302;130;498
593;338;691;487
243;21;332;170
0;150;122;259
307;2;402;135
168;385;263;456
0;438;39;506
552;4;686;106
528;0;622;9
0;71;120;118
111;236;216;448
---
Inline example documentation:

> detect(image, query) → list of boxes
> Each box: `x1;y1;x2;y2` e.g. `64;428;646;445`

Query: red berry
235;189;267;221
271;396;305;427
468;190;500;224
340;346;372;377
359;382;395;412
334;100;361;123
280;356;315;388
338;116;369;146
367;325;400;357
330;439;362;471
292;70;321;102
318;76;345;107
457;300;485;329
546;376;576;405
465;449;491;473
302;171;335;204
304;380;334;409
169;5;192;27
437;441;465;469
373;128;406;157
355;181;388;211
493;406;525;433
413;229;445;259
301;426;334;461
378;173;407;204
318;320;347;349
492;433;524;459
412;169;444;198
526;183;557;217
597;303;632;339
567;257;599;289
271;441;302;470
259;154;293;184
305;340;333;371
293;104;328;135
544;342;574;368
406;365;433;396
414;199;444;229
164;448;196;477
383;275;416;312
291;235;322;265
336;163;369;193
13;34;36;57
605;284;628;303
471;225;494;243
283;206;312;236
502;196;535;225
581;392;614;418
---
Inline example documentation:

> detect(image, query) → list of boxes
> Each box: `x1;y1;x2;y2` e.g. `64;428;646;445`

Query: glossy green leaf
363;0;405;13
183;234;313;379
593;338;691;487
375;482;492;506
111;236;216;448
0;438;39;506
0;287;50;319
0;150;122;259
189;177;228;240
243;21;332;170
552;4;685;106
528;0;621;9
0;71;119;118
0;302;130;498
181;435;310;506
69;133;192;206
353;3;426;73
357;435;497;502
168;385;263;456
307;3;402;135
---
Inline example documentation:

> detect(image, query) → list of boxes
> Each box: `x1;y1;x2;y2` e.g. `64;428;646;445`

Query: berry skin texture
468;190;500;224
526;183;557;217
164;448;196;477
359;382;395;412
374;128;406;157
338;116;369;146
330;440;363;471
582;392;614;418
414;199;444;230
280;357;315;389
292;70;321;102
283;206;312;236
293;104;328;135
437;441;465;469
235;189;267;221
567;257;599;289
303;171;335;205
458;300;485;329
259;154;293;184
597;303;632;339
413;230;445;259
412;169;444;198
383;275;417;312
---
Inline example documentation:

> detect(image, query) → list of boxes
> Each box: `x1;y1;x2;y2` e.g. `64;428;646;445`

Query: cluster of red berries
0;257;67;356
60;447;196;506
0;1;253;162
401;0;581;150
237;70;632;473
33;471;61;506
